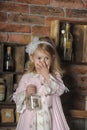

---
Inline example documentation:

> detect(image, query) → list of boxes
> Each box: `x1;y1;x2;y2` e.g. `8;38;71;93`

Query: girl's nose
41;58;45;62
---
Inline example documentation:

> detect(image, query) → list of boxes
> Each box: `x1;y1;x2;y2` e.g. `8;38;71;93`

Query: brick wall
0;0;87;109
1;0;87;44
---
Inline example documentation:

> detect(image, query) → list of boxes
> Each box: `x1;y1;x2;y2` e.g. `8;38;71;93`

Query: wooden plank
83;25;87;62
15;46;25;73
0;127;15;130
0;44;3;72
73;25;87;63
3;74;13;102
50;20;60;47
70;110;87;118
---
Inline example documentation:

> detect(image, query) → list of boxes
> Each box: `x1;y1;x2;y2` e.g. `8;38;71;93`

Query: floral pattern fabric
13;72;70;130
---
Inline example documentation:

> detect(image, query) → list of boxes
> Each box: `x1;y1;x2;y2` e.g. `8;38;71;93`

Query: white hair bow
26;37;54;55
26;37;39;55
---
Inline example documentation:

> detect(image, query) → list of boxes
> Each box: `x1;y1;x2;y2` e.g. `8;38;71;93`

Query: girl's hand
36;61;50;83
26;84;37;96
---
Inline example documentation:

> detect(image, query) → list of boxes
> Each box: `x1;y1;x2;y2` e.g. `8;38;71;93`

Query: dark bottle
0;78;6;102
4;46;15;72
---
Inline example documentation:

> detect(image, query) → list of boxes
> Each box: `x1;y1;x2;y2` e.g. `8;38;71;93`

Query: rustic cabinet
0;43;26;129
50;20;87;130
50;20;87;64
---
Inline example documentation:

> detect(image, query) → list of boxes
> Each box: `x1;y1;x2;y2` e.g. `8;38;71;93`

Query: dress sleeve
13;91;26;113
45;73;69;96
13;74;28;113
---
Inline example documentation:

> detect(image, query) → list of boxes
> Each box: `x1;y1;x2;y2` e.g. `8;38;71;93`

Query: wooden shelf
70;109;87;118
0;43;26;129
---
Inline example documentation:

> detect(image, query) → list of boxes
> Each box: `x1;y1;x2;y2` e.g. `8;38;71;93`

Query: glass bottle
4;46;15;72
63;23;73;61
0;78;6;102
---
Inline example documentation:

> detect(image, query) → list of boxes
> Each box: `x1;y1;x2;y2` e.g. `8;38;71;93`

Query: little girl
13;37;70;130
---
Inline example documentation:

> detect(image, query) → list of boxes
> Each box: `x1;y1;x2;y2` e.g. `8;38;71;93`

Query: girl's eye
45;57;49;60
38;57;41;60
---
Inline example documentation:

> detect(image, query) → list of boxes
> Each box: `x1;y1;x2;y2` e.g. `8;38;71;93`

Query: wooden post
50;20;60;47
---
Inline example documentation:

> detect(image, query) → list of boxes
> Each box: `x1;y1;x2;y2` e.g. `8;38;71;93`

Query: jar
0;78;6;102
26;95;41;110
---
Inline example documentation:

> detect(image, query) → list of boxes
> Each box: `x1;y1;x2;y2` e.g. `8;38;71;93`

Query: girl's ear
29;54;34;62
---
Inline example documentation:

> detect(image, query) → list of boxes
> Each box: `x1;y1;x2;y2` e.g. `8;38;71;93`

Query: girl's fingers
40;61;46;67
26;86;37;95
39;61;48;69
44;61;48;68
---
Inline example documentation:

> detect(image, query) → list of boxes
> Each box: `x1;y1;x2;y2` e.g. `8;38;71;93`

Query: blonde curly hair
26;36;64;77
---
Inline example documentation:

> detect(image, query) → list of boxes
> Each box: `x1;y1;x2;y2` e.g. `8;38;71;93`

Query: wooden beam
70;110;87;118
50;20;60;47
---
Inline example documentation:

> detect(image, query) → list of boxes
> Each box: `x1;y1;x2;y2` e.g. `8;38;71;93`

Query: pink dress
13;72;70;130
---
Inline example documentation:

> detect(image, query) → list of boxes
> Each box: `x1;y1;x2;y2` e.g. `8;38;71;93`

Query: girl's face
30;49;52;72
